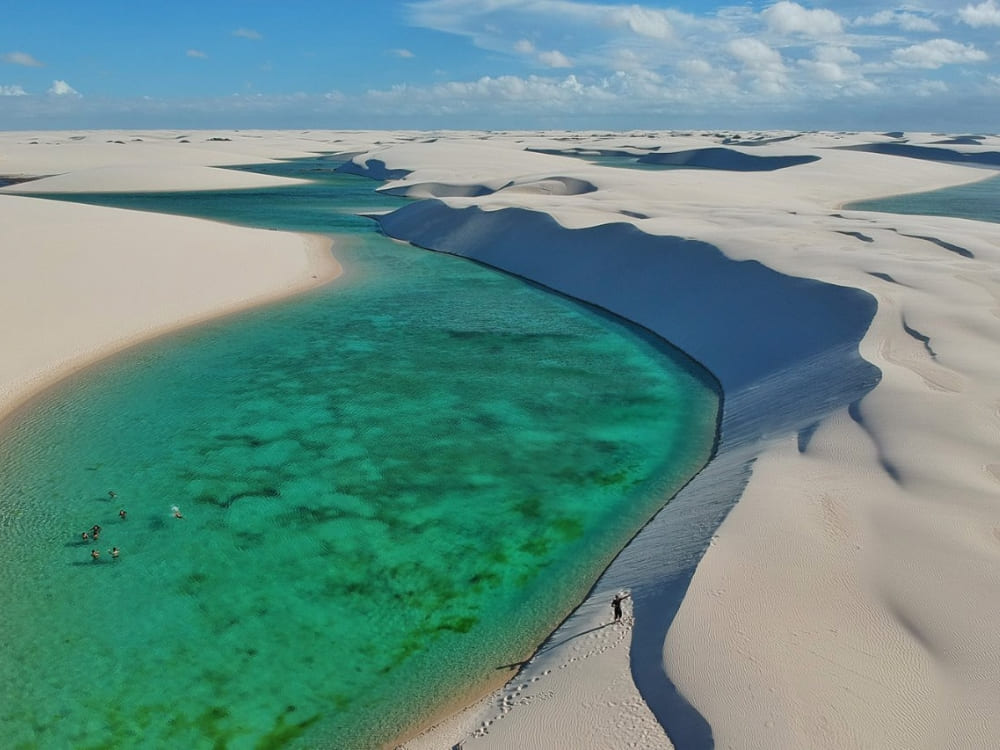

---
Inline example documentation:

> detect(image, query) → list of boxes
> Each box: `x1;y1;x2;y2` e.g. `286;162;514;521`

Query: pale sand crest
357;131;1000;750
3;130;1000;750
0;131;342;419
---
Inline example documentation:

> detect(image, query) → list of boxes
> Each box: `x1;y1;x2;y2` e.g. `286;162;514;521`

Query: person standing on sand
612;591;631;623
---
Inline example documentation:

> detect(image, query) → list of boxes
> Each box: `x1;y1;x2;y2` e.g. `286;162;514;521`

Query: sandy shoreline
3;129;1000;750
0;132;345;422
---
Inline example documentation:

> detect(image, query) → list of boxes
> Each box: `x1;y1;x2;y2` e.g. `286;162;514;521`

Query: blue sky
1;0;998;131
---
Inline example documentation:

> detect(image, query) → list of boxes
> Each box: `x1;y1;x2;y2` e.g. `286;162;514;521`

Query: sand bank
0;133;343;421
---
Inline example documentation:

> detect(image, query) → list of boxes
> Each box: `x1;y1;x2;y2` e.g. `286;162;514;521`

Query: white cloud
728;37;784;69
814;45;860;65
233;28;262;40
538;49;572;67
679;58;713;76
762;1;843;37
853;10;939;32
0;84;28;96
187;49;208;59
363;73;614;111
407;1;679;48
513;37;571;68
2;64;990;132
610;48;646;71
799;45;864;85
393;48;416;58
799;60;846;82
841;78;879;96
608;5;673;40
892;38;988;68
48;80;78;96
959;0;1000;27
727;37;789;95
2;51;43;67
912;79;948;96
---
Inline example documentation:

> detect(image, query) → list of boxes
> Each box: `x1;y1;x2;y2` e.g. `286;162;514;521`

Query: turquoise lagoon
0;160;719;749
846;172;1000;223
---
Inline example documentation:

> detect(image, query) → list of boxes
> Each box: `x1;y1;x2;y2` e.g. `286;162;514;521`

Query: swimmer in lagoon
109;547;119;560
108;490;117;499
90;549;100;561
119;509;127;520
171;506;183;519
81;531;89;541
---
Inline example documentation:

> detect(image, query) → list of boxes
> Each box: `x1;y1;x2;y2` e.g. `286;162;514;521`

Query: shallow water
845;172;1000;223
0;161;719;749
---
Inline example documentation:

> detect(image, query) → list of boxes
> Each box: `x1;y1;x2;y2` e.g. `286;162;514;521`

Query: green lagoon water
846;171;1000;223
0;159;719;749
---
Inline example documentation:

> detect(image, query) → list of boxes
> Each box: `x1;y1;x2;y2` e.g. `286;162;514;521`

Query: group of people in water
81;490;183;562
82;518;120;562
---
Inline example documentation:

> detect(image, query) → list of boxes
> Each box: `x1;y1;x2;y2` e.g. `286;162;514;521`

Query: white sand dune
355;132;1000;750
0;136;341;416
1;164;312;193
2;130;1000;750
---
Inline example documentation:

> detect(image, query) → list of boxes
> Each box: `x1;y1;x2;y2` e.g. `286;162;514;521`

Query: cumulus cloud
538;49;572;67
2;51;43;67
363;73;608;112
799;60;847;82
233;28;262;40
48;80;79;96
892;38;988;68
728;37;784;69
797;45;858;83
762;1;843;37
608;5;673;40
408;0;678;51
959;0;1000;27
0;84;28;96
853;10;939;32
727;37;788;95
187;49;208;59
814;45;861;65
679;58;713;76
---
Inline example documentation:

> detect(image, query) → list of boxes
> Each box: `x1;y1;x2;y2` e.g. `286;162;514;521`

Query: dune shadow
637;147;819;171
377;199;882;749
837;142;1000;167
